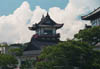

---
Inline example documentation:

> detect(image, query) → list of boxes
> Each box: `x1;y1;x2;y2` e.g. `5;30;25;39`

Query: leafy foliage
74;26;100;45
0;43;8;47
0;54;18;69
21;59;36;69
35;40;100;69
8;48;23;56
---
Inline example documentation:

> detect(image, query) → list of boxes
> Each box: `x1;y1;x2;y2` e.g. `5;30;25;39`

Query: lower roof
24;38;59;51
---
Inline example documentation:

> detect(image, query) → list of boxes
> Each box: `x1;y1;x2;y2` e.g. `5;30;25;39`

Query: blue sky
0;0;69;16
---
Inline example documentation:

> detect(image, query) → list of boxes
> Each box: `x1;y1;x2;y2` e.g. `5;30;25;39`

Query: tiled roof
82;7;100;20
23;50;41;56
28;13;64;30
24;42;39;51
38;13;57;25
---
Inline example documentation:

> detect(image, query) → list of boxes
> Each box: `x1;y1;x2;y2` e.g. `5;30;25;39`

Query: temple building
82;7;100;27
23;13;63;58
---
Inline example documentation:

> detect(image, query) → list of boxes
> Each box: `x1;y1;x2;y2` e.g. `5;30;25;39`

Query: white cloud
30;6;47;25
0;1;33;43
0;1;47;43
70;0;100;10
49;0;100;40
0;0;99;43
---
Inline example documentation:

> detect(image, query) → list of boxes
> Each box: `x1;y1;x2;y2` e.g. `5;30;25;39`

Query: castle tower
24;13;63;55
29;13;63;41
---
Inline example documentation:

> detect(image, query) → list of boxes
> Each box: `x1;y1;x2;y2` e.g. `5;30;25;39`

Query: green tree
8;48;23;69
0;43;8;47
0;54;18;69
8;48;23;56
35;40;100;69
74;26;100;45
20;59;36;69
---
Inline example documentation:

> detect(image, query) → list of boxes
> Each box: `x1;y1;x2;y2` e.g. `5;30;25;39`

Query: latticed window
92;18;100;26
43;30;53;35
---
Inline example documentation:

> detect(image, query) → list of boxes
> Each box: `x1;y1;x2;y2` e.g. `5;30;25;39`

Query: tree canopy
35;40;100;69
0;54;18;69
74;26;100;45
8;48;23;56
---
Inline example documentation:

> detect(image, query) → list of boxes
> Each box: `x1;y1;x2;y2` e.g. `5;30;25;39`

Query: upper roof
29;13;63;30
82;7;100;20
39;13;57;25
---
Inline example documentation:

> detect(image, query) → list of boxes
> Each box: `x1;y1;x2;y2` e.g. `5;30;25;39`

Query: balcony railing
33;33;60;39
39;33;60;38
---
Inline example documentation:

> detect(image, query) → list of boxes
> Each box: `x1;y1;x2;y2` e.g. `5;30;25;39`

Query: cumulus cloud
49;5;84;40
0;1;47;43
70;0;100;10
49;0;100;40
0;1;33;43
30;6;47;25
0;0;99;43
